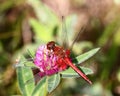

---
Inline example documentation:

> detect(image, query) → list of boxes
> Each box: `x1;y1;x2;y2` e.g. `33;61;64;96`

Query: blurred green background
0;0;120;96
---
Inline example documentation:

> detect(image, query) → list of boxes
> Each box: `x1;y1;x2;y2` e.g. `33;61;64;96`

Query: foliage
0;0;120;96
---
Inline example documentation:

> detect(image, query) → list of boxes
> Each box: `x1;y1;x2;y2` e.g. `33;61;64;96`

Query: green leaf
16;57;35;96
72;48;100;64
60;66;93;78
47;74;61;93
15;61;38;69
32;77;47;96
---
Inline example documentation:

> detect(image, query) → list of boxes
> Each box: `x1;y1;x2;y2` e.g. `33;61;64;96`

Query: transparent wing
61;16;69;49
70;25;87;50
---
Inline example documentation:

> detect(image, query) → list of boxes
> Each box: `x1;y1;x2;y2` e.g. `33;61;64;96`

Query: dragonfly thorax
47;41;70;58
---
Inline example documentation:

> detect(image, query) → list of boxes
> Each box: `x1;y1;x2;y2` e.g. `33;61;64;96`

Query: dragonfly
33;16;92;84
15;17;92;85
47;41;92;84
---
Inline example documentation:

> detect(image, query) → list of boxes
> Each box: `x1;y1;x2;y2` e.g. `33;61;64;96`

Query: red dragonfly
32;17;92;84
31;40;92;85
18;17;92;85
46;41;92;84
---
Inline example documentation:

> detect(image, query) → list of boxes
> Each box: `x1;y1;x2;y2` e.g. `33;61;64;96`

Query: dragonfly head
47;41;55;50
